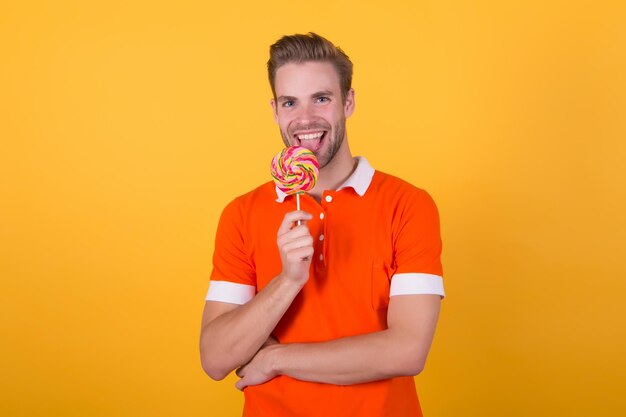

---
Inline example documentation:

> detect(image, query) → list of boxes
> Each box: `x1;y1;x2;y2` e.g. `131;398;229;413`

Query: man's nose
296;102;316;121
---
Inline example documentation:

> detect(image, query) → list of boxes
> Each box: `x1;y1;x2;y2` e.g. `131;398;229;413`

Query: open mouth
294;131;327;153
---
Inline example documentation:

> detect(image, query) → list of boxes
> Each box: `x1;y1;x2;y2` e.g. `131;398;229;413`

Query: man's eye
282;101;294;107
316;97;329;103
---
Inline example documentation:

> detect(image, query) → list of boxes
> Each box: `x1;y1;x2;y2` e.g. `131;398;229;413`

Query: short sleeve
205;198;257;304
391;189;445;298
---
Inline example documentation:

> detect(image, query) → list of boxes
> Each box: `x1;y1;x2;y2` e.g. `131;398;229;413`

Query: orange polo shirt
206;157;444;417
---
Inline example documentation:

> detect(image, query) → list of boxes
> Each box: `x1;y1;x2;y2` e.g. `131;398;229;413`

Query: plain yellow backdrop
1;1;625;416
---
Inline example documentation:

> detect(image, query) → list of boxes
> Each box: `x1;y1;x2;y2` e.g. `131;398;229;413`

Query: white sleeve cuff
205;281;256;305
390;273;445;298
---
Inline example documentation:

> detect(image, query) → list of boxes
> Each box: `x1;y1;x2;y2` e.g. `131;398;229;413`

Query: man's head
268;32;353;104
268;33;355;169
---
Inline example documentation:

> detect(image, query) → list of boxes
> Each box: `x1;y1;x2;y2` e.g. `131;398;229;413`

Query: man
200;32;445;417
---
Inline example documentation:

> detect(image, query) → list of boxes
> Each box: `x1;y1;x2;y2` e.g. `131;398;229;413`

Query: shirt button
319;234;324;241
319;254;324;261
319;212;325;219
325;195;333;203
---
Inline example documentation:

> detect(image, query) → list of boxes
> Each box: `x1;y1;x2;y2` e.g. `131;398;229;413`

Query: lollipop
271;146;319;216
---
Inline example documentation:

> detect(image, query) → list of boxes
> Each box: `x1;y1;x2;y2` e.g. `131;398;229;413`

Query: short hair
267;32;353;102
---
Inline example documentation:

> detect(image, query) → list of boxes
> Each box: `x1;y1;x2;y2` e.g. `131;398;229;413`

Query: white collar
275;156;375;203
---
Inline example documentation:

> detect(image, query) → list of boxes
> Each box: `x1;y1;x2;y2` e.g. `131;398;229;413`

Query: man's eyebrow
312;90;334;98
277;91;334;102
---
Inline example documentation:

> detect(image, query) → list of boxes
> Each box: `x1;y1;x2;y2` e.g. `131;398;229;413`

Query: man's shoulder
369;170;440;228
220;181;278;215
371;169;431;199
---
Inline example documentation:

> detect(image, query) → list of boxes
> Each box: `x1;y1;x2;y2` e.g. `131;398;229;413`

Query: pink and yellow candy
271;146;319;195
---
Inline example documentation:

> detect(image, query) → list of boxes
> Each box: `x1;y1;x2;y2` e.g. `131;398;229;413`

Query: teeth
297;132;324;140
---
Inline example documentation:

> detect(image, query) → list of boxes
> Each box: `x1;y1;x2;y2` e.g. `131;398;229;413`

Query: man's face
271;61;354;169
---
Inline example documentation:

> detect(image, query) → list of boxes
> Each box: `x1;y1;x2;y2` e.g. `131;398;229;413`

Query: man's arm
199;211;313;380
235;294;440;389
199;273;304;380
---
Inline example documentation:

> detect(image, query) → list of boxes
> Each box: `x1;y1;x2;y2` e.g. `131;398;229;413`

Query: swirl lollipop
271;146;319;219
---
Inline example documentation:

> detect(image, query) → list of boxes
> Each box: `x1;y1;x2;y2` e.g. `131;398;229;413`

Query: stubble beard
280;119;346;169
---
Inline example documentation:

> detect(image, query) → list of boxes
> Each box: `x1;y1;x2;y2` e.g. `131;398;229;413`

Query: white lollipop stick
296;192;302;226
296;192;310;261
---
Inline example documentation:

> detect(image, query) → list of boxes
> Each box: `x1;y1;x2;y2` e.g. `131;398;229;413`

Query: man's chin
315;151;333;170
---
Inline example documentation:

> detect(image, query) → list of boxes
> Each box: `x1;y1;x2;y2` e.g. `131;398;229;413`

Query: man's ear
344;88;355;118
270;98;279;124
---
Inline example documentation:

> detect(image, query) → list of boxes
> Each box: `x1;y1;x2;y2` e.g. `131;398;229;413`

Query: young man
200;33;445;417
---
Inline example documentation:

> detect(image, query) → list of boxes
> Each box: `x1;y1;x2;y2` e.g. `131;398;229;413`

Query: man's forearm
200;274;302;380
270;328;429;385
234;293;440;390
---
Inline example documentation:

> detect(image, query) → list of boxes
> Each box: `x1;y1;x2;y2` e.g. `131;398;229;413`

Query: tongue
300;138;322;152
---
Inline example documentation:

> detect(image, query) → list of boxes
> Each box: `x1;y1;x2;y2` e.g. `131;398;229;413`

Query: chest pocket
371;259;391;310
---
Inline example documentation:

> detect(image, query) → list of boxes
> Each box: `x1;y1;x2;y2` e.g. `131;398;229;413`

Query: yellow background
1;1;625;416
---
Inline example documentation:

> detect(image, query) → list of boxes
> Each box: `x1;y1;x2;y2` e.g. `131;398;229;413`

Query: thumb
235;377;247;391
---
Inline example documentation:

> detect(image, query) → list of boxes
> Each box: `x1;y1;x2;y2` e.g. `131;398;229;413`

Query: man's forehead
274;61;341;96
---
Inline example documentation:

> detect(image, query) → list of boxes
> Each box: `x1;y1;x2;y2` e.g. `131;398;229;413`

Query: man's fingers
288;246;314;261
277;211;313;236
282;238;315;262
277;225;311;247
281;235;314;254
235;377;246;391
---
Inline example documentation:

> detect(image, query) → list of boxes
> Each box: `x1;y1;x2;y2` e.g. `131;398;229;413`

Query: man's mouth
294;131;326;153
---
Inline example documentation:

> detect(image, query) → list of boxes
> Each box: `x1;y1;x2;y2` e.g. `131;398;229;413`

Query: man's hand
276;210;314;286
235;343;282;391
